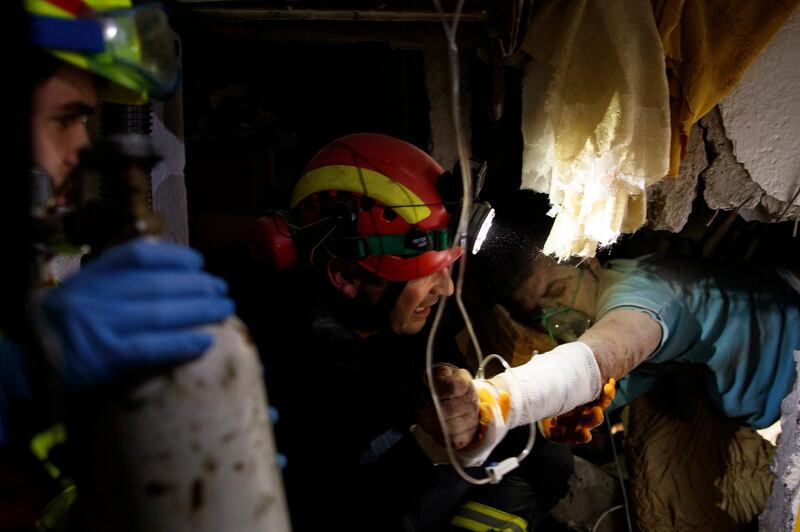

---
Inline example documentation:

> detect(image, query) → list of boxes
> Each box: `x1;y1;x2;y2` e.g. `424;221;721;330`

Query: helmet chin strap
374;280;408;333
340;278;408;335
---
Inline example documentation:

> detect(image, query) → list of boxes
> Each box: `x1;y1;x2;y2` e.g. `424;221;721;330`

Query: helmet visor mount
29;4;181;100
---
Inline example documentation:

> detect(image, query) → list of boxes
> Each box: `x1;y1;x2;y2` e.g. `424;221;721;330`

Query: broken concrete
760;351;800;532
643;104;800;231
699;108;800;223
551;456;625;532
719;6;800;209
646;124;705;232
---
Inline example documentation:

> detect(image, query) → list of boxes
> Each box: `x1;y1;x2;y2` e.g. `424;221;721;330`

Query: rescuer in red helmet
288;133;460;334
246;133;573;532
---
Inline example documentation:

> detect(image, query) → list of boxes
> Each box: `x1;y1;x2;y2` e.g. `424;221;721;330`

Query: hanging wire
430;0;483;368
308;225;337;265
606;416;634;532
776;181;800;223
591;505;624;532
424;0;490;485
287;215;335;231
423;0;536;487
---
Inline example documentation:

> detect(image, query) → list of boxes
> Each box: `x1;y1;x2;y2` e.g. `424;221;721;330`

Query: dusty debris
550;456;623;532
700;108;800;222
646;125;705;232
759;351;800;531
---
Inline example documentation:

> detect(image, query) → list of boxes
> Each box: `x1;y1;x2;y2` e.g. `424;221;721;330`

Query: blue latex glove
41;239;235;392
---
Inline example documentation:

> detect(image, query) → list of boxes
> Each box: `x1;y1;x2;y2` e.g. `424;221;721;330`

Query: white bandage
454;380;511;467
412;380;512;468
501;341;602;428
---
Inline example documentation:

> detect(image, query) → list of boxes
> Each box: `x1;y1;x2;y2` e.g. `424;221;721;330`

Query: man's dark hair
468;189;553;308
2;3;36;340
30;48;61;86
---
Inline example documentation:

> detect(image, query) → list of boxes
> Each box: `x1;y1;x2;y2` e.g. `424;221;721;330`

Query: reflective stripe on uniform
30;423;68;479
451;501;528;532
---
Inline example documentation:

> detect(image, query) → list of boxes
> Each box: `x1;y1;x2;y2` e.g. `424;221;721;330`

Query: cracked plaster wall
646;6;800;231
720;6;800;210
646;105;800;231
640;14;800;527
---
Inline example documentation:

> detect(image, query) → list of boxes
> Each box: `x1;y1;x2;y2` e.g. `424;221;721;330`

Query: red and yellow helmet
290;133;462;282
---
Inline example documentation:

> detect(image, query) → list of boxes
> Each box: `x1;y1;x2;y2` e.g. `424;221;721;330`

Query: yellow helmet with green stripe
26;0;181;103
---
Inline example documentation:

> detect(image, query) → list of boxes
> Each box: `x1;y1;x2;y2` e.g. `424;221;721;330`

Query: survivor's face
388;267;455;335
31;63;98;192
511;257;599;320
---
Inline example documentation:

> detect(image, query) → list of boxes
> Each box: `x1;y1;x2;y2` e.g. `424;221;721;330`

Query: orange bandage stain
541;377;617;445
471;387;511;448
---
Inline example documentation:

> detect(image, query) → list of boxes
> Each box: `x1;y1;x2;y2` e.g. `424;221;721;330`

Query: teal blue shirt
598;256;800;428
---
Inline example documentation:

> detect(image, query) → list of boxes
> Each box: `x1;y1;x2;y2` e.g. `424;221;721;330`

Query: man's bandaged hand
540;378;616;444
418;364;479;450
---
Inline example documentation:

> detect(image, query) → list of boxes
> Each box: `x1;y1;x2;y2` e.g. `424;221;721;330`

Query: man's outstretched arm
420;308;661;463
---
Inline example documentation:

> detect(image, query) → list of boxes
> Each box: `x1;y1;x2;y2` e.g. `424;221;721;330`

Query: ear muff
251;191;459;275
250;193;361;272
249;214;298;271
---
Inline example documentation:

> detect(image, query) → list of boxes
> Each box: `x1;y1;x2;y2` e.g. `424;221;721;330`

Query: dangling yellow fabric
652;0;800;176
520;0;671;260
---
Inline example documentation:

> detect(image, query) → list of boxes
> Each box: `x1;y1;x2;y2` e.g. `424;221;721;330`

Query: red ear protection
249;214;298;271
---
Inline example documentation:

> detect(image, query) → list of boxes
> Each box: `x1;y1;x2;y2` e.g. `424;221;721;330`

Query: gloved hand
416;373;511;468
539;378;616;444
454;379;512;467
41;238;235;392
417;364;479;450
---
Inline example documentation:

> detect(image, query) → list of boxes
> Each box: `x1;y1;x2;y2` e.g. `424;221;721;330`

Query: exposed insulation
520;0;670;260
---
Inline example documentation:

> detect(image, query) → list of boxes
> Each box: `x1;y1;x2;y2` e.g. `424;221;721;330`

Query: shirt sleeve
596;259;700;363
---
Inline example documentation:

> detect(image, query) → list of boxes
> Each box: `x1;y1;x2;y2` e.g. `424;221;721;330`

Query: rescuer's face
31;63;97;194
327;258;455;336
387;267;454;335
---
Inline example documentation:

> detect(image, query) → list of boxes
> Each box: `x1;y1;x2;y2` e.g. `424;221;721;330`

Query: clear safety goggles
29;3;181;99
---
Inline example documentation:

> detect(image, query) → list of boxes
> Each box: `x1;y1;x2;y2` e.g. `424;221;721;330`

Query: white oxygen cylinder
78;317;291;531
